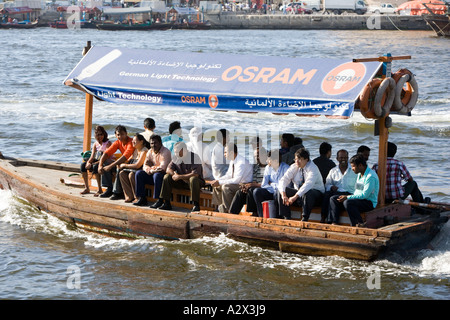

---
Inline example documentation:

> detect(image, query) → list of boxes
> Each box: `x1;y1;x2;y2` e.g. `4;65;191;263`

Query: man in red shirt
372;142;425;204
98;125;135;199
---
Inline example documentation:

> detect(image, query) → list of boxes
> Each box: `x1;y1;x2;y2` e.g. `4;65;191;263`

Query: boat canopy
64;46;382;118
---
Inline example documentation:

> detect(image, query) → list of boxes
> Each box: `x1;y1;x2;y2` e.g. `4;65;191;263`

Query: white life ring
373;77;396;118
392;69;418;115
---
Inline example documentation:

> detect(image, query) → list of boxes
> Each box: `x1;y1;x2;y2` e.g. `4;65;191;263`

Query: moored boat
0;20;38;29
423;2;450;37
96;21;171;31
50;20;98;29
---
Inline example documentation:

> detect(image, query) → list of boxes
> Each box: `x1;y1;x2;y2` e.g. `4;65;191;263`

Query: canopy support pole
82;41;93;152
377;117;388;206
354;54;412;207
83;93;94;152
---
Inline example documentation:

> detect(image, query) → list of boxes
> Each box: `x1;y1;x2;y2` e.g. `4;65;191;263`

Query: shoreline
29;11;432;31
205;13;430;30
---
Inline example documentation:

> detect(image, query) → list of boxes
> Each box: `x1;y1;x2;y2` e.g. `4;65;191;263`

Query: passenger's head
224;142;238;161
216;129;229;146
319;142;332;157
357;145;370;162
387;142;397;158
134;133;150;150
144;118;155;130
149;134;162;151
168;121;181;135
294;148;310;169
267;149;281;168
281;133;295;149
350;154;367;174
336;149;349;167
173;141;188;160
115;125;128;143
94;125;108;143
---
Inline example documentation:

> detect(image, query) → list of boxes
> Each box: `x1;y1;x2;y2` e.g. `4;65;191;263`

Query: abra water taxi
1;43;448;261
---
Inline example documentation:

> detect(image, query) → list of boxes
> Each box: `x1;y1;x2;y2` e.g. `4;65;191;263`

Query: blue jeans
135;169;164;199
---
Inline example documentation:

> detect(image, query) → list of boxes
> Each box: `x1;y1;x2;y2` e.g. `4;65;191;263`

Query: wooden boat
170;21;212;30
1;43;449;261
423;3;450;37
49;20;98;29
0;156;448;261
0;20;38;29
423;13;450;37
96;21;171;31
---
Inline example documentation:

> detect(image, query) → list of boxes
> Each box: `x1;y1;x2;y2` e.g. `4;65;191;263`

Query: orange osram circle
208;95;219;108
321;62;367;96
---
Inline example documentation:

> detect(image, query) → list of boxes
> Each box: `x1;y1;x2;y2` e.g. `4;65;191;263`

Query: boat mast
82;41;93;153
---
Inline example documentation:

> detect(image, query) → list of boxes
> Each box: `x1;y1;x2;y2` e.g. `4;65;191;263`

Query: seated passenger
162;121;183;153
156;142;205;212
313;142;336;185
211;143;253;213
228;137;267;215
98;125;135;199
321;149;357;223
275;148;324;220
80;125;113;196
118;133;149;203
186;127;213;181
329;154;379;227
372;141;425;204
252;149;290;217
133;135;172;207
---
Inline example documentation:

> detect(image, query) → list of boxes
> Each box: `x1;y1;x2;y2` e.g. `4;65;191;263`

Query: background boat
0;20;38;29
96;21;171;31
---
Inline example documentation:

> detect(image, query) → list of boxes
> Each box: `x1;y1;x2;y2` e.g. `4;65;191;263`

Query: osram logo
321;62;366;95
208;95;219;109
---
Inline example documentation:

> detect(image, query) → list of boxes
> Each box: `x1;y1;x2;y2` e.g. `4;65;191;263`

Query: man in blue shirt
329;154;379;227
252;149;289;217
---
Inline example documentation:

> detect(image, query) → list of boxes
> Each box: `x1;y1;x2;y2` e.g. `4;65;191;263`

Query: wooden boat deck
1;157;448;261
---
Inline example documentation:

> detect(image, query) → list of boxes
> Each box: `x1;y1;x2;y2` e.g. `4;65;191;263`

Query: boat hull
0;157;447;261
0;22;38;29
96;22;171;31
423;14;450;37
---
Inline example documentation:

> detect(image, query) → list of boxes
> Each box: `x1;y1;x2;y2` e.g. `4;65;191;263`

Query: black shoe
159;203;172;211
424;197;431;204
191;205;201;212
150;199;164;209
110;193;124;200
99;189;113;198
133;197;148;206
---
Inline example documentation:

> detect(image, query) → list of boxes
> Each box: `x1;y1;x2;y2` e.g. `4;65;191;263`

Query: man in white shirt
211;143;253;213
276;148;324;220
321;149;357;223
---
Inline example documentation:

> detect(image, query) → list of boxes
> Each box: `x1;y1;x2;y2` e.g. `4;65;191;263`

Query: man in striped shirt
372;142;424;204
